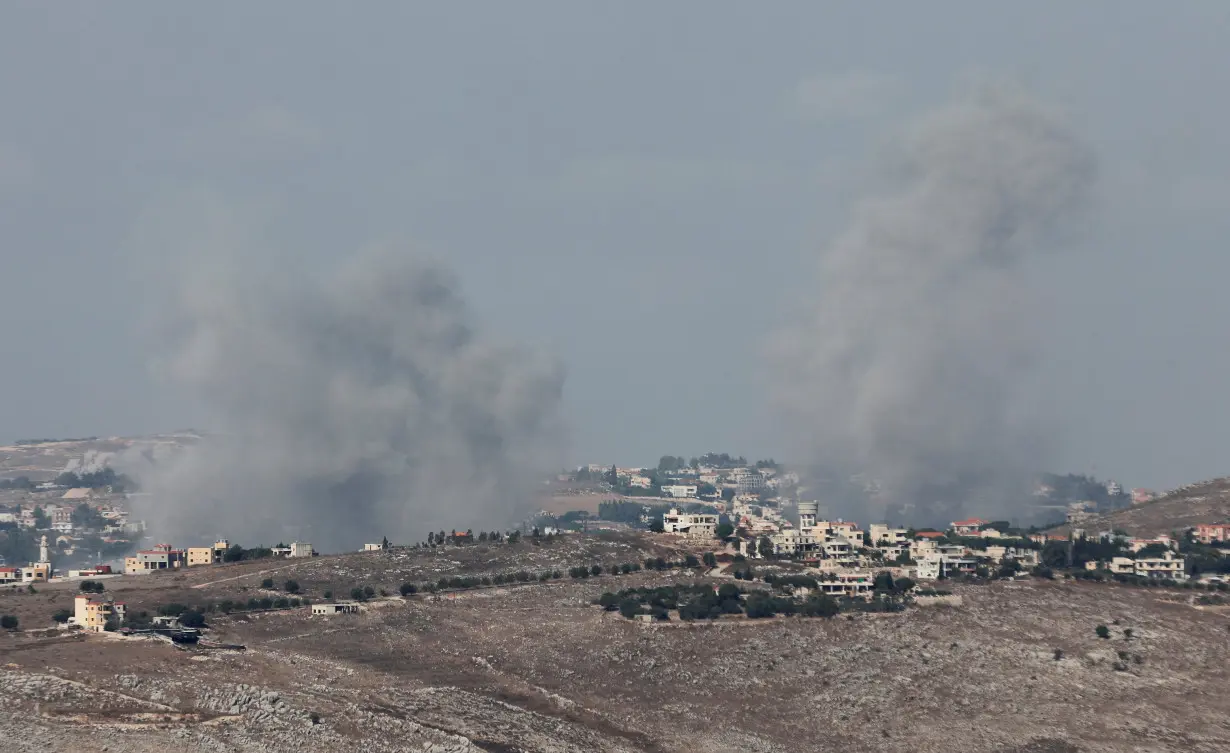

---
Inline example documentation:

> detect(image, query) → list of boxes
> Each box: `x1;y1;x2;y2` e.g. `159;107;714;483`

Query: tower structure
39;534;49;564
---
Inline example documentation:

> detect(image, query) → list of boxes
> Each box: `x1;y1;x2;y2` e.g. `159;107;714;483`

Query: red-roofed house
914;531;945;540
950;519;989;536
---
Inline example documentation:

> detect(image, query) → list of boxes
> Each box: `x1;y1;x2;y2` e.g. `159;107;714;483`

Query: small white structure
312;602;360;616
661;485;698;499
289;541;315;558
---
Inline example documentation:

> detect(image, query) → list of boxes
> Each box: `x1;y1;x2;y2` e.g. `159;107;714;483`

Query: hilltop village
0;448;1228;751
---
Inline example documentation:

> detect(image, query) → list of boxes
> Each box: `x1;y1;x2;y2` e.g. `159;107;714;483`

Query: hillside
1056;477;1230;538
0;433;200;482
0;531;1228;752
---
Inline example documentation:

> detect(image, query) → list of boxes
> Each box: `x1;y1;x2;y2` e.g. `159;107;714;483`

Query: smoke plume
772;83;1095;525
136;245;565;551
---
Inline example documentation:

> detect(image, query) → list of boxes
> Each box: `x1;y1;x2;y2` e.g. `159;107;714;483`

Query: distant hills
1054;476;1230;538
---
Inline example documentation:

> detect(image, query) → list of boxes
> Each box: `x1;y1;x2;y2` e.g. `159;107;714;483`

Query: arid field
1;531;1228;753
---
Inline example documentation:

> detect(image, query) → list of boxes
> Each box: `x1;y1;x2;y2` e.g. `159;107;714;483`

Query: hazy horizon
3;3;1230;493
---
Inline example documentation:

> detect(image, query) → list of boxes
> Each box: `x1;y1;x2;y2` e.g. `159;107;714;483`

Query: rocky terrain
1056;477;1230;538
1;532;1228;752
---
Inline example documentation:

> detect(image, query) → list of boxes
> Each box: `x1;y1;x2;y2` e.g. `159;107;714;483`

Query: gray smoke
772;83;1095;526
136;246;565;550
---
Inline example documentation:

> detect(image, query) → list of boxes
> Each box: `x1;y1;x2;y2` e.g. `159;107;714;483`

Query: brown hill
1;531;1229;752
1056;476;1230;538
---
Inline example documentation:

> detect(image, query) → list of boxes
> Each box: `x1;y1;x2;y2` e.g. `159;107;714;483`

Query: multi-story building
869;524;908;546
1194;524;1230;544
982;545;1040;567
186;540;230;567
812;570;875;599
1103;553;1187;580
916;553;977;580
72;593;126;632
830;522;865;547
662;509;717;538
125;543;187;574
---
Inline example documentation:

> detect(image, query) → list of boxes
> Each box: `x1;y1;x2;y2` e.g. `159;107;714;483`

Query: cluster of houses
654;504;1228;597
122;540;316;574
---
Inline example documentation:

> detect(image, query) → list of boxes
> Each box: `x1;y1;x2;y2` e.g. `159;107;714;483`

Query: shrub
363;585;375;599
310;712;321;724
322;590;333;600
1095;624;1110;639
52;609;72;623
257;597;274;610
284;580;300;594
260;578;274;589
218;600;235;613
399;582;417;596
158;603;188;617
618;598;641;619
1;615;20;630
1053;648;1064;661
179;610;206;628
351;588;365;601
684;554;700;568
289;598;301;607
598;592;619;611
1123;628;1134;640
273;597;289;609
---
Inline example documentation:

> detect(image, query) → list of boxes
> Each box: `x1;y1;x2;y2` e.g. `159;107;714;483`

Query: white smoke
772;83;1096;525
136;243;565;550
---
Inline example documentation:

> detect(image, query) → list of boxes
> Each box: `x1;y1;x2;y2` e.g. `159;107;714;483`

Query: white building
661;485;698;499
662;508;717;538
289;541;315;558
916;553;977;580
311;603;360;615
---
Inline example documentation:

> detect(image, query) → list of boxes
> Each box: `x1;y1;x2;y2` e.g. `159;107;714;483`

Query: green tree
757;536;774;559
260;577;274;589
52;609;72;623
1095;624;1110;639
323;590;333;600
399;582;417;596
284;580;300;594
363;585;375;599
873;571;895;593
702;552;717;568
0;615;18;630
715;522;734;539
598;592;619;611
720;488;735;502
350;587;365;601
618;597;641;619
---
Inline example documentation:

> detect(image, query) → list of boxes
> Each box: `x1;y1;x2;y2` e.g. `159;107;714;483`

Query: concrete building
813;571;875;599
869;524;908;546
72;593;126;632
311;602;360;616
1132;552;1187;580
916;553;977;580
661;485;698;499
290;541;315;558
797;501;818;532
1194;523;1230;544
125;543;187;574
662;508;718;538
187;540;230;567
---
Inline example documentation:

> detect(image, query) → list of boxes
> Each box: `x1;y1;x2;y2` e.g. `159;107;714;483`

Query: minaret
39;534;49;564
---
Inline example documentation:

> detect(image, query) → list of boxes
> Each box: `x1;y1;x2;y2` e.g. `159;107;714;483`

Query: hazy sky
1;3;1228;491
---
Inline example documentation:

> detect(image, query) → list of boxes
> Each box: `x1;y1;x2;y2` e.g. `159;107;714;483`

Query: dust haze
772;83;1096;525
131;241;565;550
